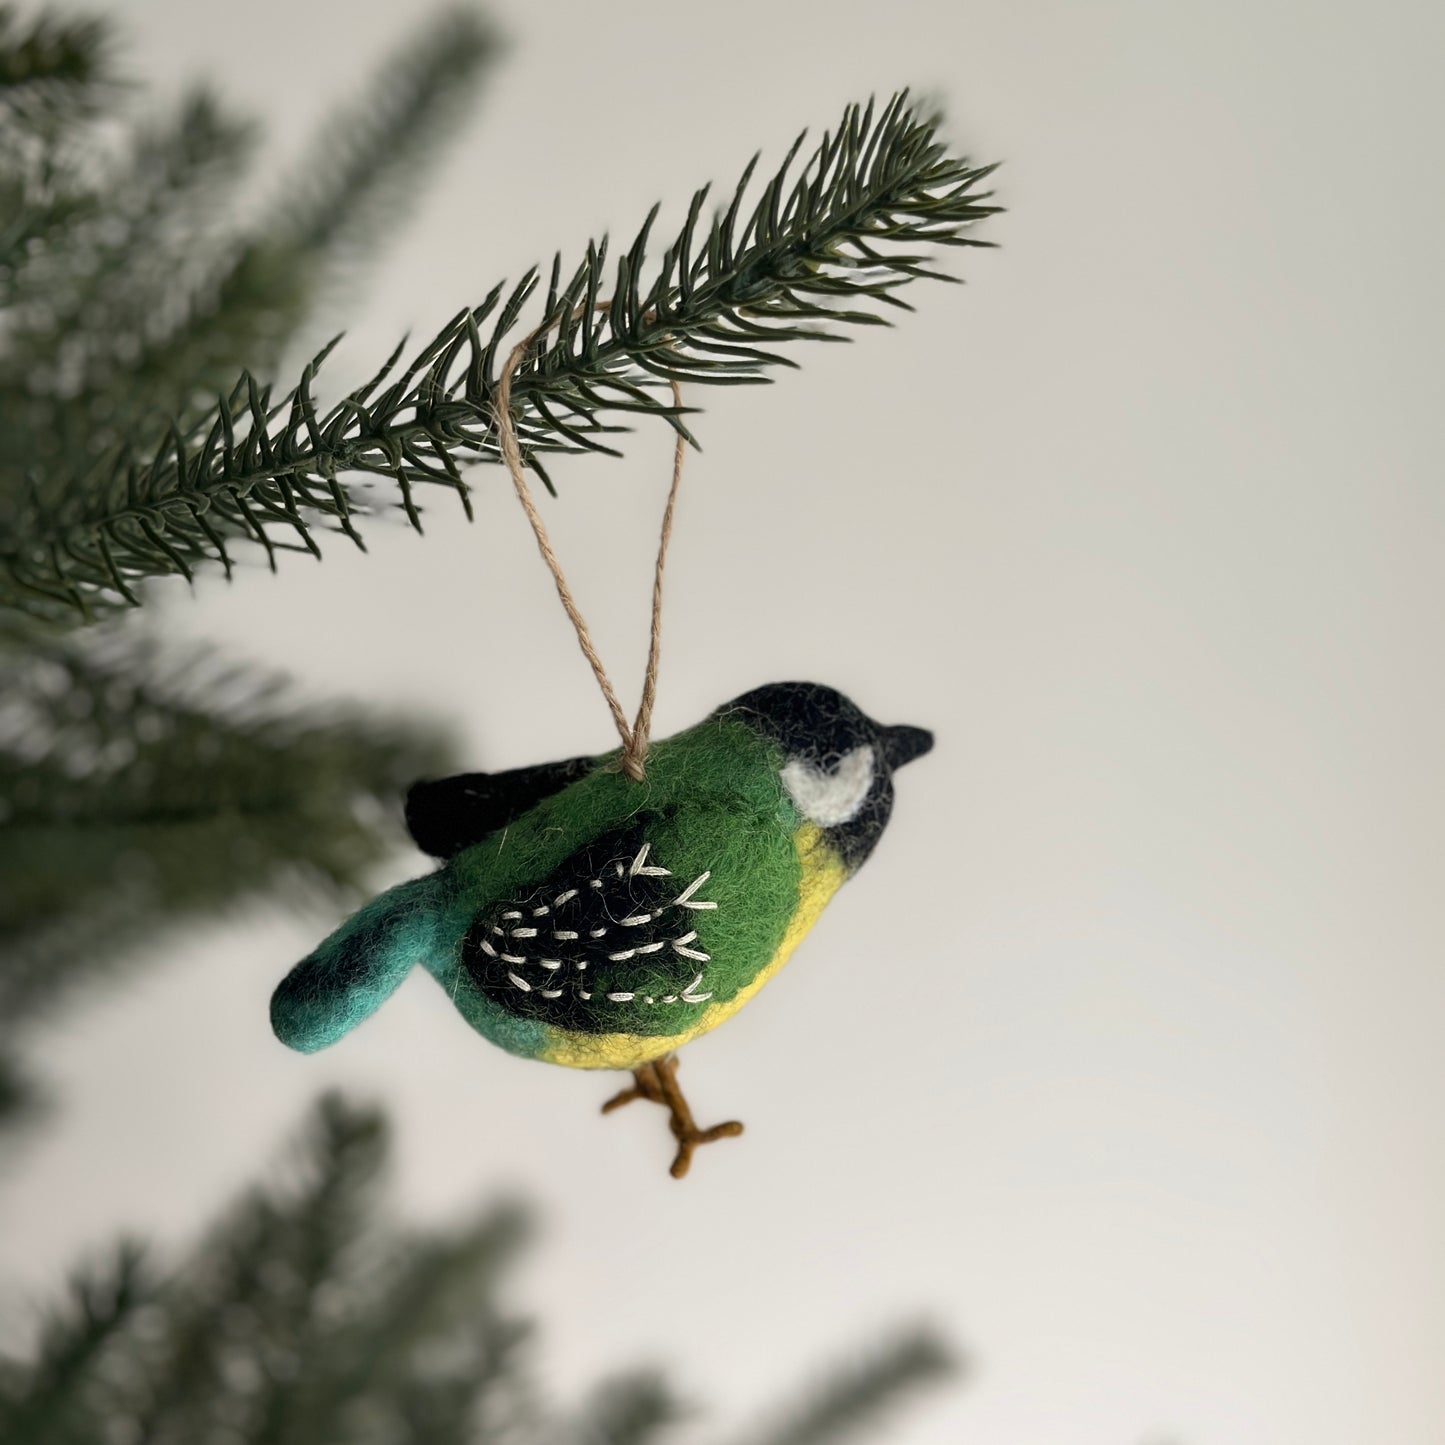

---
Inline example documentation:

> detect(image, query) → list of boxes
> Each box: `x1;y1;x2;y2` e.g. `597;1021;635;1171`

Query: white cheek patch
780;745;875;828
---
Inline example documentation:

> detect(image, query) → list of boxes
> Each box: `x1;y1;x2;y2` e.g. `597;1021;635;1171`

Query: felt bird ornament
271;681;932;1176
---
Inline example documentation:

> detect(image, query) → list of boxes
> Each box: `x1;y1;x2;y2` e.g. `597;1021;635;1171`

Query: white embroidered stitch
482;842;721;1015
627;845;673;880
672;870;710;905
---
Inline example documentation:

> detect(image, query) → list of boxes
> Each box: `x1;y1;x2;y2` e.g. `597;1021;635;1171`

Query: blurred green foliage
0;2;499;1124
0;1093;958;1444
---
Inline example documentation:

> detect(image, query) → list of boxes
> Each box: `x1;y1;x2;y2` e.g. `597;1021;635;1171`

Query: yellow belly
537;823;846;1070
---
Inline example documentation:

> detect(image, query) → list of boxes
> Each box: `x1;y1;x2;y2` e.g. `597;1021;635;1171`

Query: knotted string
494;325;685;783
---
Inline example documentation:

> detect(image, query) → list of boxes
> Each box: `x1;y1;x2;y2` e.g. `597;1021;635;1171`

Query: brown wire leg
601;1053;744;1178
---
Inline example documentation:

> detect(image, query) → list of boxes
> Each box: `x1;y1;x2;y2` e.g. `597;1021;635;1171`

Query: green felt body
271;715;803;1061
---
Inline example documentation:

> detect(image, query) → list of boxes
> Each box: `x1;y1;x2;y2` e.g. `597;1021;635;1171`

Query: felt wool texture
270;682;933;1071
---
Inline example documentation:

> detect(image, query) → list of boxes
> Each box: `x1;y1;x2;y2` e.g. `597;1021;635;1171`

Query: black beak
881;724;933;770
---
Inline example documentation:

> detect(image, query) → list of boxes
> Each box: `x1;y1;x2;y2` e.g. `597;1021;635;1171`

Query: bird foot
601;1053;743;1179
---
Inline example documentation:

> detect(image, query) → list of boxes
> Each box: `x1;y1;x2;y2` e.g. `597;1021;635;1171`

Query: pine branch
316;1204;529;1400
0;7;501;614
0;86;258;493
242;1095;391;1445
575;1372;686;1445
286;1204;532;1444
275;6;504;264
721;1327;959;1445
0;8;121;307
103;7;505;428
0;92;999;624
0;5;115;129
0;1047;42;1137
52;1095;532;1445
0;1241;153;1445
5;1093;961;1445
110;1095;392;1444
0;633;455;1026
40;85;256;343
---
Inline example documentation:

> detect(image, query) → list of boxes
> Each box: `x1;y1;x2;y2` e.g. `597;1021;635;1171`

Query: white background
3;2;1442;1441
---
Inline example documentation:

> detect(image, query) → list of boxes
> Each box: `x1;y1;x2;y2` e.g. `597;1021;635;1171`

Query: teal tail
271;873;444;1053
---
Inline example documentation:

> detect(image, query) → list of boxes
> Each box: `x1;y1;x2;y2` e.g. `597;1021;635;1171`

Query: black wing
405;756;595;859
460;824;720;1038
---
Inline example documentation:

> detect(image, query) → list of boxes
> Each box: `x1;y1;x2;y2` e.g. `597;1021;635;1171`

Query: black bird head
717;681;934;869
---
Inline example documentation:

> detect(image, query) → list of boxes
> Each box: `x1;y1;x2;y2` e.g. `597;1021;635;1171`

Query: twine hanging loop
494;327;685;783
